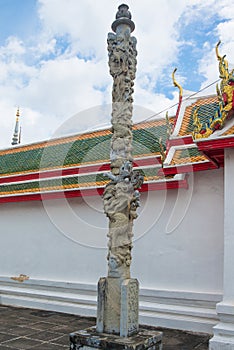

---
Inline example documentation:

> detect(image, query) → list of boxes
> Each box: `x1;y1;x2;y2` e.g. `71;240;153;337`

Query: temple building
0;41;234;348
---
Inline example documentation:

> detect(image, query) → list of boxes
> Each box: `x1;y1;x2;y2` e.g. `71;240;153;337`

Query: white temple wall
133;168;224;293
0;168;224;333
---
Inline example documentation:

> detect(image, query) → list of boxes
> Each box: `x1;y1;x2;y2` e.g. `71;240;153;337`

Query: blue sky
0;0;233;148
0;0;39;44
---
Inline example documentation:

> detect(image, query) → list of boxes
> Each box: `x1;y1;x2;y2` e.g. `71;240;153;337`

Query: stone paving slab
0;305;210;349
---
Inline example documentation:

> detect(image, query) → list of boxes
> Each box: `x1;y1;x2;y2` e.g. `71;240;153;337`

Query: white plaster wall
133;168;224;294
0;196;107;283
0;169;224;292
0;168;224;332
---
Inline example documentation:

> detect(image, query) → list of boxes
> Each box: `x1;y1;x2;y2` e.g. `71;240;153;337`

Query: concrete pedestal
70;327;163;350
97;277;139;337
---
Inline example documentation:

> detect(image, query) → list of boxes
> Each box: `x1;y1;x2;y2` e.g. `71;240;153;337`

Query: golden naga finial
172;68;183;97
192;107;213;139
215;40;234;122
216;40;229;83
192;107;202;136
215;40;222;61
158;137;166;166
193;41;234;140
216;83;222;100
171;68;183;132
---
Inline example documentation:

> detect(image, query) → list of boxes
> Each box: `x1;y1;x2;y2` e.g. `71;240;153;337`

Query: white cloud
0;0;233;149
0;36;25;58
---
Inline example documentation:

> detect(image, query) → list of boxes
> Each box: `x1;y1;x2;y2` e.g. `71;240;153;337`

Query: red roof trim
166;135;194;148
196;136;234;151
158;161;218;176
140;179;188;191
0;178;188;203
0;165;109;184
171;95;183;134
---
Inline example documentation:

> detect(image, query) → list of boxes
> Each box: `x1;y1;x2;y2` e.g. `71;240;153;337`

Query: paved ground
0;304;211;349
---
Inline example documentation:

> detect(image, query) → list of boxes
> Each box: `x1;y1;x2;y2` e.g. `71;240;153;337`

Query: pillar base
210;302;234;349
210;337;234;350
70;327;163;350
97;277;139;337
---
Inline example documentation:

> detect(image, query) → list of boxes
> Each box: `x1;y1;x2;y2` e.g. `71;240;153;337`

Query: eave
166;135;193;148
0;176;188;204
158;160;218;176
195;135;234;169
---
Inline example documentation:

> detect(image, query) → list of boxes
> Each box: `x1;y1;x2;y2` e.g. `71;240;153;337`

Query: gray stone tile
7;326;38;337
29;321;58;330
52;324;80;334
2;337;43;349
27;330;64;342
33;343;67;349
51;334;69;346
0;305;211;350
0;333;18;343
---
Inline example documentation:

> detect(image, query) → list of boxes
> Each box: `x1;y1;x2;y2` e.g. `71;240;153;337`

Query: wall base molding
0;277;221;334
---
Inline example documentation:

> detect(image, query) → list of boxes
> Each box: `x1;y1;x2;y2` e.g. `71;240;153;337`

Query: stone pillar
96;3;144;338
209;148;234;349
70;5;163;349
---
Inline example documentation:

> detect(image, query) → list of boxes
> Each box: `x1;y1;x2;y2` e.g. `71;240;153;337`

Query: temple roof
159;93;234;176
0;117;188;202
1;91;234;203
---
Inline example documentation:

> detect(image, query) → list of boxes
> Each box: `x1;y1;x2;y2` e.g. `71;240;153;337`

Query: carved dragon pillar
97;4;143;337
70;6;163;349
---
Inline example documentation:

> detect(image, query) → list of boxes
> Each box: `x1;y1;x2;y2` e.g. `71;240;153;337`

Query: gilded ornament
193;41;234;139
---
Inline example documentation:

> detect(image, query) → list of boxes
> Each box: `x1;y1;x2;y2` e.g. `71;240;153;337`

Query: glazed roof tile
178;96;219;136
0;119;172;177
170;148;208;166
221;124;234;136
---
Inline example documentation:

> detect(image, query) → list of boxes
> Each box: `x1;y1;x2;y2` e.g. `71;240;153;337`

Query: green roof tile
0;167;161;195
179;147;202;159
0;121;170;176
187;102;219;134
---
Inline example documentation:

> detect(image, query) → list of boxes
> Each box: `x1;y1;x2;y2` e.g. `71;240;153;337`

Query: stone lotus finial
116;4;132;19
112;3;135;33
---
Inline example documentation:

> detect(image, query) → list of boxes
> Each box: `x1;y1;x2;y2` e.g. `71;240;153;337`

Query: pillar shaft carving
104;4;143;279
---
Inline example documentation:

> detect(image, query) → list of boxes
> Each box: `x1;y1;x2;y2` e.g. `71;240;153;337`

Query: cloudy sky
0;0;233;148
